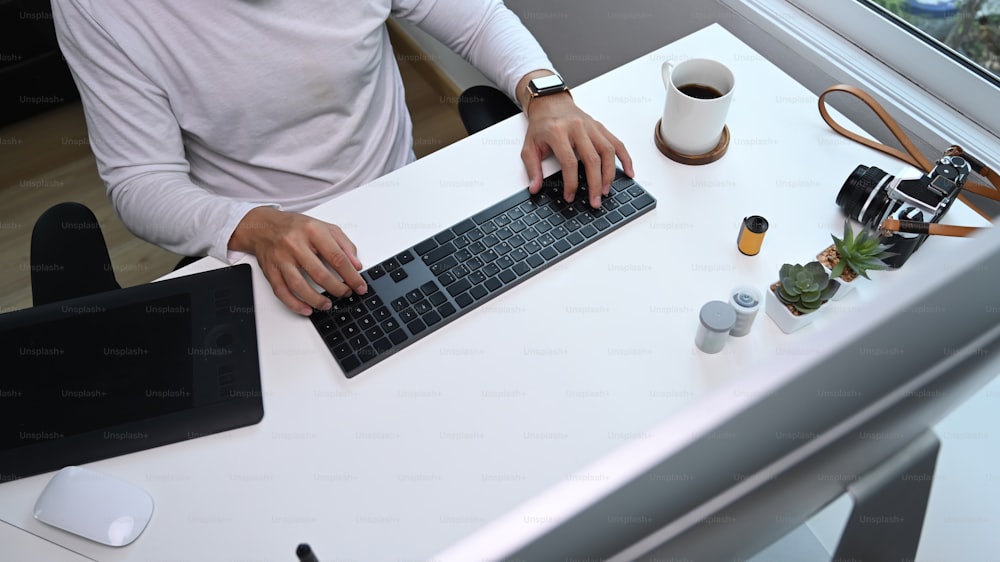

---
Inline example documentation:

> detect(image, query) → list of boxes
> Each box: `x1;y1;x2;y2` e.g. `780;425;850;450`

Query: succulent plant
827;221;896;280
776;261;838;315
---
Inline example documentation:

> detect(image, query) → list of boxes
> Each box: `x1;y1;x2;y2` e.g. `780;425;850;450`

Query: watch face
530;75;566;95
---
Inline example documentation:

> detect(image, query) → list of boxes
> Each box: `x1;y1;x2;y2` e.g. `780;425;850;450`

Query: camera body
836;154;971;268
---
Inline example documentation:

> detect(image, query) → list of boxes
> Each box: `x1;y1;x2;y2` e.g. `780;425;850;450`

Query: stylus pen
296;543;320;562
880;219;984;238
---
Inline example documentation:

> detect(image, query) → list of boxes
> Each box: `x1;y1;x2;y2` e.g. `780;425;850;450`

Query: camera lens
837;165;893;227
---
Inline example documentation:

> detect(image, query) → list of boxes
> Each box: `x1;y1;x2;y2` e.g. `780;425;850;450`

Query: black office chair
457;85;520;135
30;202;121;306
29;202;200;306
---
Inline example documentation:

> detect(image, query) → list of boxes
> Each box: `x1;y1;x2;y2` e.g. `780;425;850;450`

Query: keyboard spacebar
471;189;533;224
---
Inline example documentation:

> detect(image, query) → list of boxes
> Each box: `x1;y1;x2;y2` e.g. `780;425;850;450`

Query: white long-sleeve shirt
51;0;553;261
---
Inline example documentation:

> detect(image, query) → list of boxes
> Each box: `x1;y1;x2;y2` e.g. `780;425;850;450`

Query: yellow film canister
737;215;768;256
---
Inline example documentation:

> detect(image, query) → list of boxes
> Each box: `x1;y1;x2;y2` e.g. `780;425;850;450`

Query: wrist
229;206;278;253
517;70;571;116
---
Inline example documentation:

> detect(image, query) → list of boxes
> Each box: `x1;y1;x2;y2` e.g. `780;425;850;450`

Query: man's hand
517;71;634;208
229;207;366;316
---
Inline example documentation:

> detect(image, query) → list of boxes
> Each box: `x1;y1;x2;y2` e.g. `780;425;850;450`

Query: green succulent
830;221;896;280
776;261;838;315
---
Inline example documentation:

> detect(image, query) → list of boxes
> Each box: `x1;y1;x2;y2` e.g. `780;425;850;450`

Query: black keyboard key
439;302;457;317
580;225;598;238
333;343;353;360
469;285;488;300
324;330;344;346
423;311;442;326
435;230;455;245
381;318;400;332
364;295;383;309
631;192;655;210
453;219;476;236
620;204;637;217
383;258;400;272
437;271;456;286
484;277;503;292
498;269;517;284
420;281;439;295
454;235;471;249
415;238;439;255
430;255;459;275
357;346;378;363
406;289;423;303
369;264;386;280
400;309;418;323
365;326;385;340
429;291;448;306
447;278;472;297
526;254;544;268
391;297;408;312
390;269;408;282
607;211;624;224
512;261;531;276
407;319;427;335
554;239;571;253
540;247;558;261
388;329;408;345
456;293;474;308
593;218;611;231
340;355;362;374
372;337;392;355
396;250;415;264
422;242;456;265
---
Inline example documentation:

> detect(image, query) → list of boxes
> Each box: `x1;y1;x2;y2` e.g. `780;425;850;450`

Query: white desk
0;24;992;561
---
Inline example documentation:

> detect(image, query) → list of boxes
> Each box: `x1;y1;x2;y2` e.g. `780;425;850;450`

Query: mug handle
661;60;676;91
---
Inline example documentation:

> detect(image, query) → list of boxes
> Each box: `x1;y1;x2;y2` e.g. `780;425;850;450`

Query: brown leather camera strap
818;84;1000;218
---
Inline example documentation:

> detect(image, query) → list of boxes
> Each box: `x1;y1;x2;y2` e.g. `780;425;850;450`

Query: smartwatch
526;74;569;113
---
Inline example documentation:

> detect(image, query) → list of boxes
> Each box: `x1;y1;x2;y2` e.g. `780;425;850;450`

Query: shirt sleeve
391;0;555;106
51;0;264;262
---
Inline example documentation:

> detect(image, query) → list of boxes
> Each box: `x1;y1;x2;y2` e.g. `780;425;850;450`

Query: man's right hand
228;207;367;316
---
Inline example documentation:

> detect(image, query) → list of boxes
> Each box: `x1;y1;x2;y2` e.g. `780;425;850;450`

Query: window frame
719;0;999;168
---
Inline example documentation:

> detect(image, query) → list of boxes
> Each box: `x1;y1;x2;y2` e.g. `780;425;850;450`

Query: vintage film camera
836;153;972;268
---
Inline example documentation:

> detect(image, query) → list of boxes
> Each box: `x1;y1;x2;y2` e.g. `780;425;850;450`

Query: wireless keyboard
309;165;656;378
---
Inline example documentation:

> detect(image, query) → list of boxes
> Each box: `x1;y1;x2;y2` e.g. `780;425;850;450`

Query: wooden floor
0;34;468;313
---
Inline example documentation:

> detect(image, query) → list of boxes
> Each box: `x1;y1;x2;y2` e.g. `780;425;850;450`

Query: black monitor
0;264;263;482
436;222;1000;561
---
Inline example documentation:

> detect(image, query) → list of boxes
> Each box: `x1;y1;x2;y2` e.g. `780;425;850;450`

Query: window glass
865;0;1000;82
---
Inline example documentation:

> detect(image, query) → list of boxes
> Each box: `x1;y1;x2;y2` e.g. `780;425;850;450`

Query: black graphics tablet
0;264;263;482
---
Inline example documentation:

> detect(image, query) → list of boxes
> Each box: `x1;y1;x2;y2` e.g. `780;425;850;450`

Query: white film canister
729;285;762;337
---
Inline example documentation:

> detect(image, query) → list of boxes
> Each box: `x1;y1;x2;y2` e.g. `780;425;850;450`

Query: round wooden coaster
654;120;730;165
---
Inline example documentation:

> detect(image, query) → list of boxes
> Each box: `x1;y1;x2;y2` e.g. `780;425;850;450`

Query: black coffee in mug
678;83;723;100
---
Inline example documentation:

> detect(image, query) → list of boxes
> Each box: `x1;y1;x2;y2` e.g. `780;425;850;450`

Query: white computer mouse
33;466;154;547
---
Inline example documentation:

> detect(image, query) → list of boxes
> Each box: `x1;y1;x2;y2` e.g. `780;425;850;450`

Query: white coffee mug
660;58;735;155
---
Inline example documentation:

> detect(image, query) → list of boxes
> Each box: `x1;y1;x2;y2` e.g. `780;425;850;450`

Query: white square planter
765;284;828;334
